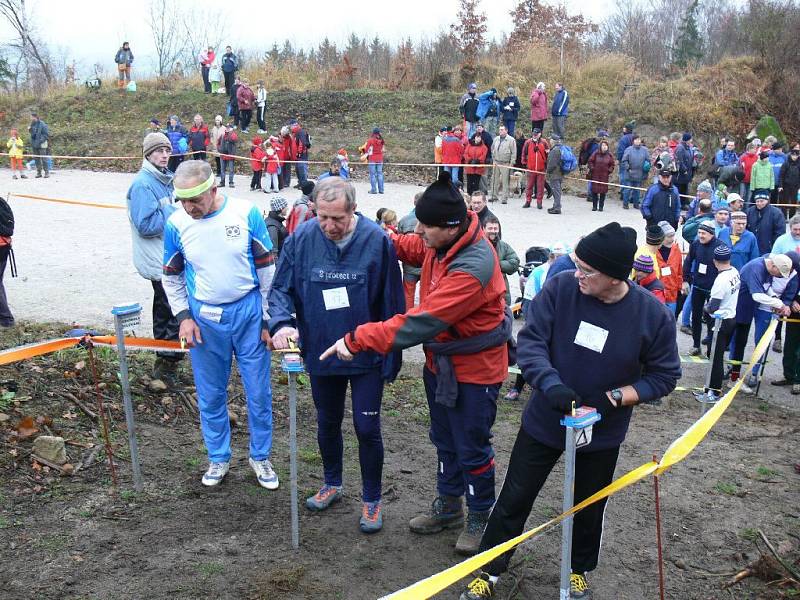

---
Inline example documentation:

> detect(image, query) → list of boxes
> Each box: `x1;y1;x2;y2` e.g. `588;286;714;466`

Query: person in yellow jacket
6;128;26;180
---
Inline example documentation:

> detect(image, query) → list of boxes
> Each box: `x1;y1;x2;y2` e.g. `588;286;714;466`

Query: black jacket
265;211;288;255
779;157;800;190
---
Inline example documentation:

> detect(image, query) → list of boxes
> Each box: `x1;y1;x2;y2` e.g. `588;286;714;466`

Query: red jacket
529;89;548;121
739;151;758;184
587;150;615;194
275;136;289;161
523;137;549;172
441;134;465;165
638;272;666;303
464;141;488;175
655;243;683;303
365;134;385;163
236;84;255;110
346;211;508;385
265;148;280;174
250;145;266;171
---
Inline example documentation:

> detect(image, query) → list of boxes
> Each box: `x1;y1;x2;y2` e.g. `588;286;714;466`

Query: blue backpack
560;145;578;173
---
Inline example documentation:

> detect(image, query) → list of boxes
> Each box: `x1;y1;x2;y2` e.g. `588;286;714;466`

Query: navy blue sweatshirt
683;237;726;291
517;272;680;452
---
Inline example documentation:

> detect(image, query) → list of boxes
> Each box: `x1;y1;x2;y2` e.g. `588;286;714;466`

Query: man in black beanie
321;171;510;556
461;222;680;600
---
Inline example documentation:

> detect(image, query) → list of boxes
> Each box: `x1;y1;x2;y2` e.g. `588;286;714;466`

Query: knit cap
714;245;732;261
632;254;654;273
658;220;676;236
301;181;315;196
142;132;171;157
415;171;467;228
697;180;713;193
730;211;747;220
698;222;716;235
646;225;665;246
575;222;637;281
753;189;770;200
682;132;693;142
270;196;288;212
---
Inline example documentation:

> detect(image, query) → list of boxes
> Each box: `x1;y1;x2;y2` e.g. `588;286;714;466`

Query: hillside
0;55;791;181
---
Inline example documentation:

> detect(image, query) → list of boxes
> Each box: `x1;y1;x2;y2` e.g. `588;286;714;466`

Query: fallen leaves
15;416;38;439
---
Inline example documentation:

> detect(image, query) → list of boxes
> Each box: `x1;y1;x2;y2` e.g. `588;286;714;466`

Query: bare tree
181;6;229;74
0;0;53;87
148;0;187;77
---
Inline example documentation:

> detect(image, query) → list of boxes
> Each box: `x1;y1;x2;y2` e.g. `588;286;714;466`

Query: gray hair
789;214;800;227
174;160;213;188
313;177;356;212
536;81;545;90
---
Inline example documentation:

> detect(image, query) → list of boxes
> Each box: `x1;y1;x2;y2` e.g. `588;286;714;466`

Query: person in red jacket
263;144;281;193
441;126;466;187
320;171;509;556
522;128;550;209
632;255;666;303
738;142;759;203
277;126;292;189
364;127;385;194
236;79;256;133
464;133;489;194
188;114;210;161
249;136;266;191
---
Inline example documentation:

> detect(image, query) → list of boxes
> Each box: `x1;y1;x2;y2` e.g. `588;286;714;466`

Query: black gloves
545;384;581;413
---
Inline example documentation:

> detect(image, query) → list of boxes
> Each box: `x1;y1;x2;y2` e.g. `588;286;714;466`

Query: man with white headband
162;160;279;489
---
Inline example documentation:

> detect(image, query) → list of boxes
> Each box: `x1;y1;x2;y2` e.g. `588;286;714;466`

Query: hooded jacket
641;181;681;229
188;124;210;152
739;151;759;184
464;139;488;175
551;87;569;117
236;83;255;110
529;88;548;122
476;89;500;120
522;136;549;172
364;133;384;163
345;211;508;385
746;203;786;254
621;144;650;182
779;155;800;190
441;133;465;165
587;149;615;195
750;158;775;190
268;215;404;379
459;92;479;122
165;118;188;154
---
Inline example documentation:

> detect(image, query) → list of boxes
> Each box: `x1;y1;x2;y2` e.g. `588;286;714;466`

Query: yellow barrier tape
382;319;778;600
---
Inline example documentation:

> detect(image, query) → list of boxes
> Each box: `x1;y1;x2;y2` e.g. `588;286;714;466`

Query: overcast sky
2;0;614;78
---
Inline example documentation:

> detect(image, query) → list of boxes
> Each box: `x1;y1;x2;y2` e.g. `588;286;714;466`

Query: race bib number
661;266;672;277
199;304;223;323
698;263;707;275
322;287;350;311
574;321;609;354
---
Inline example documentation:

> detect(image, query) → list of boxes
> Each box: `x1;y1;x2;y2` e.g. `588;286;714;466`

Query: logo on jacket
225;225;241;239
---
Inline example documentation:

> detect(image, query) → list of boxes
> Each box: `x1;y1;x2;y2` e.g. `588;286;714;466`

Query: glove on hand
545;384;581;413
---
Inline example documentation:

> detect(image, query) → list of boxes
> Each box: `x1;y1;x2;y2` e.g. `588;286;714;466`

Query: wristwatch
609;388;624;408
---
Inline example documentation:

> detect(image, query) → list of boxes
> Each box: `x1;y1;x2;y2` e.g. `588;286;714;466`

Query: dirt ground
1;168;799;599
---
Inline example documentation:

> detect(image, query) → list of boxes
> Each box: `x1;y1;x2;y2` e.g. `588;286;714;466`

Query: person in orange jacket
521;128;549;208
464;133;489;195
249;136;266;191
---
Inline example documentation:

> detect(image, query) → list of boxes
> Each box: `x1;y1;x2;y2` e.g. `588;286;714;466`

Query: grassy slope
0;56;786;180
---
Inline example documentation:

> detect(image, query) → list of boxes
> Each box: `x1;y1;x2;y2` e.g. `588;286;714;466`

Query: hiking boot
688;347;701;356
153;357;179;387
201;461;229;486
503;389;520;401
522;202;531;208
793;384;800;395
219;181;225;187
20;173;27;179
459;572;494;600
680;325;692;335
622;203;629;209
771;379;793;386
455;510;490;556
547;208;561;214
35;173;42;178
773;338;783;353
43;172;49;178
409;495;464;534
249;457;279;489
570;572;593;599
359;500;383;533
306;484;342;511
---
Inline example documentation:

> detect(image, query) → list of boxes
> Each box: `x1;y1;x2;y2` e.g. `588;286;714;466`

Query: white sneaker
202;461;230;486
257;129;266;134
739;381;753;394
249;457;279;490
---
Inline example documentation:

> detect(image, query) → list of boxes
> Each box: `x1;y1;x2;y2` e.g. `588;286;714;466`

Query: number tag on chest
698;263;707;275
574;321;609;354
661;266;672;277
322;287;350;311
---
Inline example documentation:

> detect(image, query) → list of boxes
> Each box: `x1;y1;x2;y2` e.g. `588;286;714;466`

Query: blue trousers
310;370;385;502
623;178;642;207
444;165;460;185
423;367;499;512
681;288;693;327
295;161;308;186
368;162;384;193
502;119;516;136
189;290;273;463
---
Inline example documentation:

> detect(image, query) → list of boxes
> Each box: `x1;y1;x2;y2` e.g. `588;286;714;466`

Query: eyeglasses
575;263;601;279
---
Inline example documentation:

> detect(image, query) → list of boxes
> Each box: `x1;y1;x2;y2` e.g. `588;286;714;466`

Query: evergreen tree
672;0;704;69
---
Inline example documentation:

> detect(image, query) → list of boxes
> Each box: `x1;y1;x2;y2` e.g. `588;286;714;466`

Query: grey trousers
550;178;562;210
491;163;512;202
551;116;566;138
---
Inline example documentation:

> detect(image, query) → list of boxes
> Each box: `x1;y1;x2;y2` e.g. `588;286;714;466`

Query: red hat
252;136;263;145
290;124;301;133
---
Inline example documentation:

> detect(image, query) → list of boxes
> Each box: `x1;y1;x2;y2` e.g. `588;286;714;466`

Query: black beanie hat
646;224;665;246
415;171;467;227
575;222;637;281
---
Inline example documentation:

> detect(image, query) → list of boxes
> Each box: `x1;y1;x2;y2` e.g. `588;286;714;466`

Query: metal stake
112;303;144;492
653;454;666;600
280;348;304;550
753;317;775;398
559;406;602;600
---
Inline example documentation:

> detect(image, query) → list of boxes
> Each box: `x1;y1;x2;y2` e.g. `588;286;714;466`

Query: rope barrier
380;320;776;599
9;192;126;210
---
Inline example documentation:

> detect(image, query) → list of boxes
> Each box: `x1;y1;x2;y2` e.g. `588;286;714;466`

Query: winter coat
460;93;479;122
236;84;255;111
655;243;683;303
265;148;280;174
364;134;385;163
546;143;562;181
477;90;500;120
291;128;311;159
188;125;210;152
717;227;761;272
746;203;786;254
529;89;548;122
587;150;615;194
616;132;634;162
750;159;775;190
28;119;49;148
264;210;288;255
501;95;520;122
714;148;739;168
621;145;650;182
114;48;134;66
478;130;493;161
779;156;800;190
551;88;569;117
681;213;714;243
210;125;225;153
769;152;786;183
219;130;238;160
641;181;681;229
199;49;215;66
739;151;759;184
674;141;694;186
6;136;23;159
165;122;188;155
221;52;238;73
441;134;465;165
250;145;266;171
523;137;549;172
638;273;666;303
491;134;517;164
493;238;521;305
464;140;488;175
